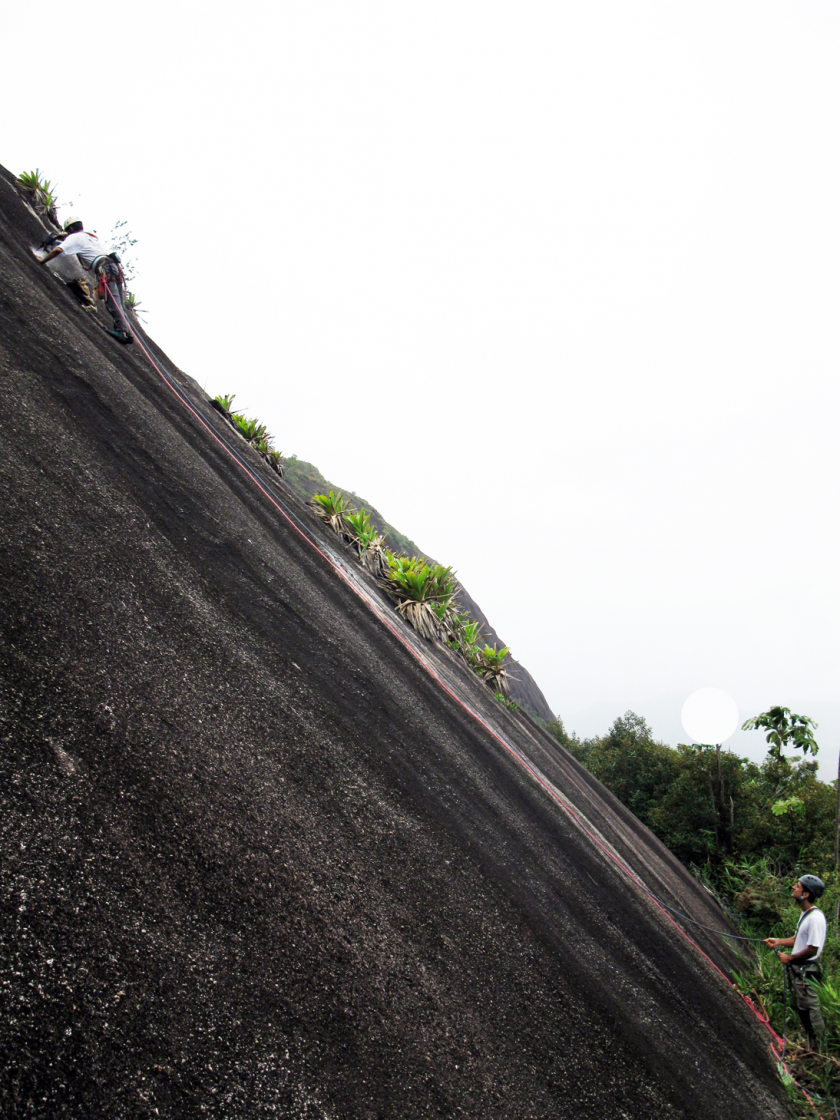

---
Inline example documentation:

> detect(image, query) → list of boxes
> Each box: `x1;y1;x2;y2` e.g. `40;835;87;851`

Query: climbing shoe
106;329;134;345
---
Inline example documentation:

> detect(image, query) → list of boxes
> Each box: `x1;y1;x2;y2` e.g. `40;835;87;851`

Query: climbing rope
105;311;826;1118
628;897;768;942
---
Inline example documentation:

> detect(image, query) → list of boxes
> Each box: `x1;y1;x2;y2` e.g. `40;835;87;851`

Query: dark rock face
0;163;787;1119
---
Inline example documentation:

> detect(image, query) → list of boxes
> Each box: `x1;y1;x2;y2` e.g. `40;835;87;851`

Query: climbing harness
93;253;124;297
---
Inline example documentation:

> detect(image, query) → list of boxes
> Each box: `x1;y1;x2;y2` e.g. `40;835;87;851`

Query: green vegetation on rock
308;488;513;694
213;394;283;476
284;455;420;558
16;169;58;221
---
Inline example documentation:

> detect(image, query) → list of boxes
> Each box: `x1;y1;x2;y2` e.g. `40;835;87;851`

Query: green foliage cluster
214;394;283;475
311;490;360;541
384;554;456;640
17;169;58;221
309;490;513;697
546;711;835;870
743;706;820;760
446;611;513;696
496;693;520;713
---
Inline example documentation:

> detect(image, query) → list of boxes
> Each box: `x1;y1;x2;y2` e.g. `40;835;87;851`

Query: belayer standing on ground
35;217;133;344
765;875;827;1049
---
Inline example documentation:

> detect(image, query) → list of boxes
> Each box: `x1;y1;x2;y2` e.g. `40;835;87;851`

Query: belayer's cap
799;874;825;899
63;215;82;230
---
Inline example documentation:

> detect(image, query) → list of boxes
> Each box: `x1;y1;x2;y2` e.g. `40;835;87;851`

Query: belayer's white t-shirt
60;231;107;270
793;907;827;960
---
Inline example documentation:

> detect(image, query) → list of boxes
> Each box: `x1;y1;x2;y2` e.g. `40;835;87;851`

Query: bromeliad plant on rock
213;393;237;417
123;291;147;321
448;611;483;663
381;554;457;642
308;491;517;702
473;643;514;696
17;169;59;224
233;413;271;446
212;394;284;476
343;509;388;576
311;490;355;537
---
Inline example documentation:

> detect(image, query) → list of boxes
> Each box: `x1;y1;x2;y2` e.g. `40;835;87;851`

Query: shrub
720;861;840;1108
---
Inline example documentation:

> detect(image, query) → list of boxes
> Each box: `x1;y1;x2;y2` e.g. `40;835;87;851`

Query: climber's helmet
798;875;825;901
63;216;83;232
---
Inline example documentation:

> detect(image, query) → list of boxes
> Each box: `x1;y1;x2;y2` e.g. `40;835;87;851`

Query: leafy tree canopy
741;705;819;759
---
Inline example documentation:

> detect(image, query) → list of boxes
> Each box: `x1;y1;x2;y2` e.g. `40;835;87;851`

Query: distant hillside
283;454;555;722
283;456;423;559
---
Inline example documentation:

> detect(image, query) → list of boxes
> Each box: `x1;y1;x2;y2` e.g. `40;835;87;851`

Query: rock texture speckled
0;163;788;1119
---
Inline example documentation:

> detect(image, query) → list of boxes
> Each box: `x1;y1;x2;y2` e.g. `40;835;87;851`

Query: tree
648;743;758;864
564;712;680;834
741;706;818;760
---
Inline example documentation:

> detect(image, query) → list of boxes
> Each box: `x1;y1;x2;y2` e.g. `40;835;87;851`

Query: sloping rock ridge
281;457;554;722
0;163;787;1119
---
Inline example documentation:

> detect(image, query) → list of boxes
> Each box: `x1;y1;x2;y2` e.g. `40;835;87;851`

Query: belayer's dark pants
96;258;130;335
790;966;825;1046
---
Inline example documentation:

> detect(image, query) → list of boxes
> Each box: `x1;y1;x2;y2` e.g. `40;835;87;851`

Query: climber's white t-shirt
793;907;827;960
60;231;107;270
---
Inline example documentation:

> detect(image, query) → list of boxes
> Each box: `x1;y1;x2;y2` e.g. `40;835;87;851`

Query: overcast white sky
3;2;838;775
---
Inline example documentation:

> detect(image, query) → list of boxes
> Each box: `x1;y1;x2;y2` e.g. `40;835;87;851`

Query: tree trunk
714;744;731;853
708;770;720;853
